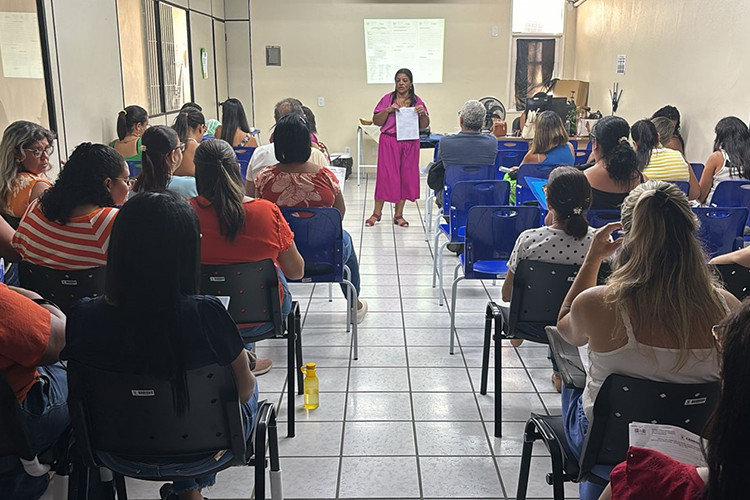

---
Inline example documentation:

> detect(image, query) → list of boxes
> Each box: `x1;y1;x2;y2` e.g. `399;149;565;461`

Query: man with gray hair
245;97;328;196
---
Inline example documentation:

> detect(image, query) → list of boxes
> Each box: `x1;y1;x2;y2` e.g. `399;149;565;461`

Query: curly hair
39;143;124;224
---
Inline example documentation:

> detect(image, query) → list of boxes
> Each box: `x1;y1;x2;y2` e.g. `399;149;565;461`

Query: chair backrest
495;140;530;169
693;207;748;257
281;207;345;283
442;164;495;209
709;179;750;208
516;163;558;205
574;150;589;165
690;162;705;180
586;209;621;229
0;372;34;460
464;205;541;277
497;139;529;153
568;139;578;151
448;181;510;240
19;262;106;314
200;259;282;330
669;180;690;197
233;146;257;181
67;360;246;465
713;263;750;300
509;261;580;337
579;374;719;481
126;160;141;178
584;140;593;152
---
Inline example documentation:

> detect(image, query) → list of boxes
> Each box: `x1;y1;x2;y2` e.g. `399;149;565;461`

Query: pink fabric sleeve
373;93;393;114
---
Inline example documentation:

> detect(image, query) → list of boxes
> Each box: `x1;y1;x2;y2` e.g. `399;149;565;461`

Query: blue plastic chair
568;139;578;151
280;207;359;359
574;150;590;165
585;140;593;152
494;140;529;169
126;160;141;178
693;207;748;258
586;209;621;228
709;180;750;208
449;205;541;353
516;164;558;205
234;146;257;181
690;163;705;180
432;164;495;235
669;181;690;197
432;181;510;305
497;140;530;154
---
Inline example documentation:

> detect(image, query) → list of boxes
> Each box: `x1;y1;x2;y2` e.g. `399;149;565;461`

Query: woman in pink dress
366;68;429;228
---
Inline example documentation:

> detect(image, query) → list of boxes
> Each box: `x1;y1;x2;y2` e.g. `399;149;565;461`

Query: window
510;0;565;110
117;0;192;115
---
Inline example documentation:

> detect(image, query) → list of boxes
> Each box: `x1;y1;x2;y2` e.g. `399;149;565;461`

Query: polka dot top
507;226;595;273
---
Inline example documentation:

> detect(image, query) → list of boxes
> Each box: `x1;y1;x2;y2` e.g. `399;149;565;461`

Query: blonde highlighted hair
605;181;725;367
530;110;569;155
0;121;55;212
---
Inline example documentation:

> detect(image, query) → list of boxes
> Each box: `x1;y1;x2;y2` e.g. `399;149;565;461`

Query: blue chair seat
439;223;465;240
459;254;508;276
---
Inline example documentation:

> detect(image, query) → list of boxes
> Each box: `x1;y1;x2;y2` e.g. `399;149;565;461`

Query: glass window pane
116;0;158;113
159;3;191;112
512;0;565;34
0;0;52;131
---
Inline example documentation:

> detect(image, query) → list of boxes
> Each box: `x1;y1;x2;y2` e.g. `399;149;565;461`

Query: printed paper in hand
629;422;706;466
396;107;420;141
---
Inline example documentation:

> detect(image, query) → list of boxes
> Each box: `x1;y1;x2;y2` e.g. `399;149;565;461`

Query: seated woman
631;119;699;200
171;106;205;177
584;116;646;210
62;191;258;500
191;139;304;375
520;110;575;166
215;98;259;148
110;105;148;165
501;166;594;389
600;300;750;500
651;105;686;155
12;143;128;269
556;181;739;500
698;116;750;204
133;125;197;199
255;113;368;322
0;121;55;219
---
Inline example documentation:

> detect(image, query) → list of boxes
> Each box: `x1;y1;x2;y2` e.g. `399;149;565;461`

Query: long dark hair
546;166;591;238
390;68;416;107
713;116;750;179
591;116;638;186
105;191;200;414
172;106;205;143
40;143;124;224
134;125;178;193
703;299;750;500
116;105;148;141
219;98;251;143
652;105;684;149
631;119;659;171
194;139;245;241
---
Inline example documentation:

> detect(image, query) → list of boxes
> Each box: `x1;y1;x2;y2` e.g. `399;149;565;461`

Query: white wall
574;0;750;163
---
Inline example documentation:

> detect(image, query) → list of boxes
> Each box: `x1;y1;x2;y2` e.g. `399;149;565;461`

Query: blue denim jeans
341;230;361;297
561;385;611;500
0;363;70;499
239;270;292;350
98;384;259;495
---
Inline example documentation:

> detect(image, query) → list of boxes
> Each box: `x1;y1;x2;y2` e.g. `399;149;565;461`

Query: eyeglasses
23;145;54;158
174;143;186;152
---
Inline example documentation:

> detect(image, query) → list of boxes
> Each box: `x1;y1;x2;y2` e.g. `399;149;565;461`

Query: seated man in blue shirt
435;100;498;207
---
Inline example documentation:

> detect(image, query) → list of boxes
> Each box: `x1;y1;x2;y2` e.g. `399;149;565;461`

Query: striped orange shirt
12;199;118;270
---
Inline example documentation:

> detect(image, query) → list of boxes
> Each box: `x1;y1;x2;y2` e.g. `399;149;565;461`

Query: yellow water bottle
300;362;319;410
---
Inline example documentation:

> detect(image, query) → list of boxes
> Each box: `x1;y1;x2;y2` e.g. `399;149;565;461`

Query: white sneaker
357;299;368;324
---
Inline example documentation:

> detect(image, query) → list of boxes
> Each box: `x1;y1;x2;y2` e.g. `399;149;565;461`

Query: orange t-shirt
6;172;52;218
0;283;51;402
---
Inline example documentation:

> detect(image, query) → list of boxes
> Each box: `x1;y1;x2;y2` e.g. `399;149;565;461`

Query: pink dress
373;93;429;203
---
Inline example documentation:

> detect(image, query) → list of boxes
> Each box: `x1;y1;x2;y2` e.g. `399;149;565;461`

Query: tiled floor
125;174;576;499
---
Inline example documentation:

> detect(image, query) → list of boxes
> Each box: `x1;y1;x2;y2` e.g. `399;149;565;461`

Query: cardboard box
552;79;590;108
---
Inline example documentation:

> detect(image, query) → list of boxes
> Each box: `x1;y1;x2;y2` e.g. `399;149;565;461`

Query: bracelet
31;298;62;311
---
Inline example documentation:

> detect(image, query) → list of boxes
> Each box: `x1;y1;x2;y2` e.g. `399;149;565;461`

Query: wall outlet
491;26;499;37
344;146;351;154
317;96;325;107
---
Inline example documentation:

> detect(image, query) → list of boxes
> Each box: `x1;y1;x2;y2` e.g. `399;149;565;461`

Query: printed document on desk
396;107;420;141
629;422;706;466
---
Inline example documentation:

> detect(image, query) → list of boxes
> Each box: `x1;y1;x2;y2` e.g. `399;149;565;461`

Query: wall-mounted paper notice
0;12;44;79
364;19;445;84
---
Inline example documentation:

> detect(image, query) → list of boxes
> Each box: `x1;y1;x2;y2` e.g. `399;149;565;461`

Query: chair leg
494;314;504;438
480;304;494;395
344;279;358;360
113;473;127;500
292;305;303;396
267;407;283;500
515;420;539;500
432;226;442;288
286;313;295;438
449;276;464;355
255;409;268;499
344;266;352;333
328;283;332;302
437;240;452;306
548;436;567;500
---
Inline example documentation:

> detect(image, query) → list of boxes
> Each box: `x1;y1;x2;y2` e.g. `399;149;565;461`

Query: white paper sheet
0;12;44;79
629;422;706;466
327;166;347;194
396;107;420;141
